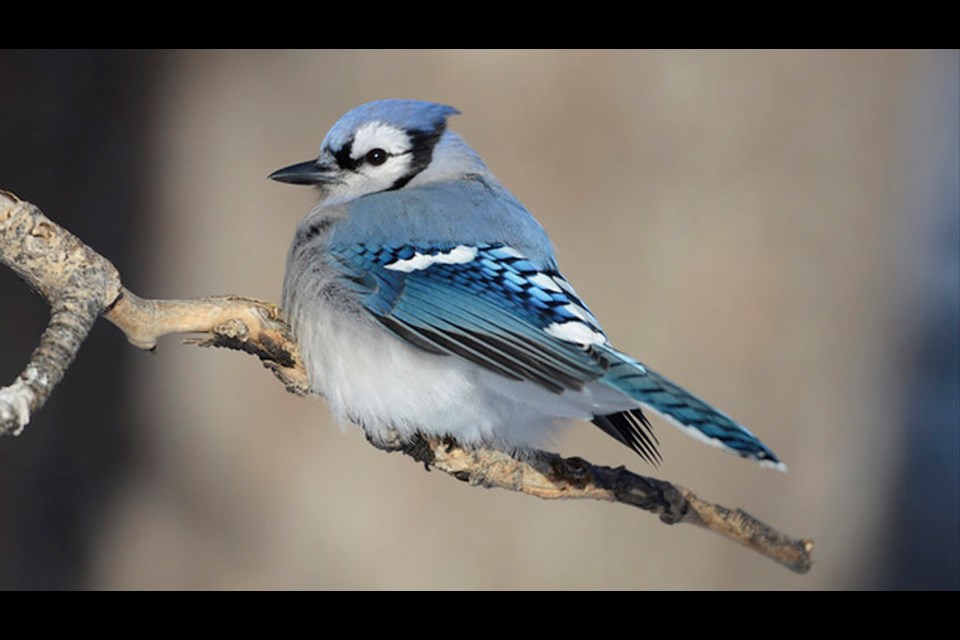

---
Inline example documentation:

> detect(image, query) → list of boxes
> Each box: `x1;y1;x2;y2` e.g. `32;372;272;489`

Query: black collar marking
388;125;447;191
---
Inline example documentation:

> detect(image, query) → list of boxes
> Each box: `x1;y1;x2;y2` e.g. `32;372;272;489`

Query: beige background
39;50;951;589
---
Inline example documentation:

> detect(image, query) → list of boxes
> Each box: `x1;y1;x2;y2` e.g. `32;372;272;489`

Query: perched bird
271;99;784;470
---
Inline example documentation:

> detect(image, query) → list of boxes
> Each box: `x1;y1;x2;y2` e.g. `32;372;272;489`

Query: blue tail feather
596;347;785;470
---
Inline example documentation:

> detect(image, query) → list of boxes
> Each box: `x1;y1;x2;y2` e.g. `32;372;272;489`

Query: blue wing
331;242;612;394
330;241;783;469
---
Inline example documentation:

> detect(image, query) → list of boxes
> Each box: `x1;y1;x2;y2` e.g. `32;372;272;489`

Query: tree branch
0;190;813;574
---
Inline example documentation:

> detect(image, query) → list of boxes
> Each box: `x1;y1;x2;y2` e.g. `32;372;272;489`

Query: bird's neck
405;131;493;189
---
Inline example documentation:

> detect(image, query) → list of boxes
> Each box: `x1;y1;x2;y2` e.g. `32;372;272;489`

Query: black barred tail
595;347;785;470
592;409;661;465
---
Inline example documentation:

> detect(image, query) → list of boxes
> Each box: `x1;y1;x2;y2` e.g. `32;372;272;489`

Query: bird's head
270;99;488;205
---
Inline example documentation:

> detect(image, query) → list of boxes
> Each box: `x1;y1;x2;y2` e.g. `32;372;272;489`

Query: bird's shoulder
327;174;556;268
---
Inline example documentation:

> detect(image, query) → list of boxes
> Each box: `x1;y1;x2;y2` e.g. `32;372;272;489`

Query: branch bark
0;190;814;574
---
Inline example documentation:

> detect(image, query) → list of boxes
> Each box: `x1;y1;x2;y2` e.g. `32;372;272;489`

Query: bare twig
373;433;813;573
0;190;813;574
104;291;309;396
0;191;121;434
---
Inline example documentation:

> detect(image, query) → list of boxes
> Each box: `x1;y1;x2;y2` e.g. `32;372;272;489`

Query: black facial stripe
387;125;446;191
332;140;359;171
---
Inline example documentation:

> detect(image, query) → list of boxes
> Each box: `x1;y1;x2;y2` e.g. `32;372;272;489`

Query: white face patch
351;122;412;159
320;121;418;204
544;321;607;346
385;245;479;273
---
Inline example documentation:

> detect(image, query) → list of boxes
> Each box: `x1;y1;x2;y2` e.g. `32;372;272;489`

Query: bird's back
330;174;556;267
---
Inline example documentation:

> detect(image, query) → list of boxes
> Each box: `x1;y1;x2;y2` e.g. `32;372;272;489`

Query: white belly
291;299;645;454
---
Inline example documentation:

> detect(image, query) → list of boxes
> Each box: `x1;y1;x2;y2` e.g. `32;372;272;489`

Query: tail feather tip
757;456;788;473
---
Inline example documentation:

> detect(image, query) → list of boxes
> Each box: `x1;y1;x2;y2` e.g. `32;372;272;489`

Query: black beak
269;159;337;185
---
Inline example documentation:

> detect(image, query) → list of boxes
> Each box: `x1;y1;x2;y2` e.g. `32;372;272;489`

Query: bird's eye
365;148;388;166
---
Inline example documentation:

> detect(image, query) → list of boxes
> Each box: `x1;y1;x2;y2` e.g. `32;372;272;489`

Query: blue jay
270;99;784;470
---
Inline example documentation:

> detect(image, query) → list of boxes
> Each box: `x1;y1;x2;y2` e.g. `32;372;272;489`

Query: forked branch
0;190;813;574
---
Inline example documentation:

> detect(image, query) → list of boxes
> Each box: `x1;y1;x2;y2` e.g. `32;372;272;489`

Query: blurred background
0;50;957;589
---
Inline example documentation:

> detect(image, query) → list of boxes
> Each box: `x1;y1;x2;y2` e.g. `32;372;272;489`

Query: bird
270;99;784;471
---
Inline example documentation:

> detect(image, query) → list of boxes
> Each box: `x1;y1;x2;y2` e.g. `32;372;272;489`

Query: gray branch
0;190;813;574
